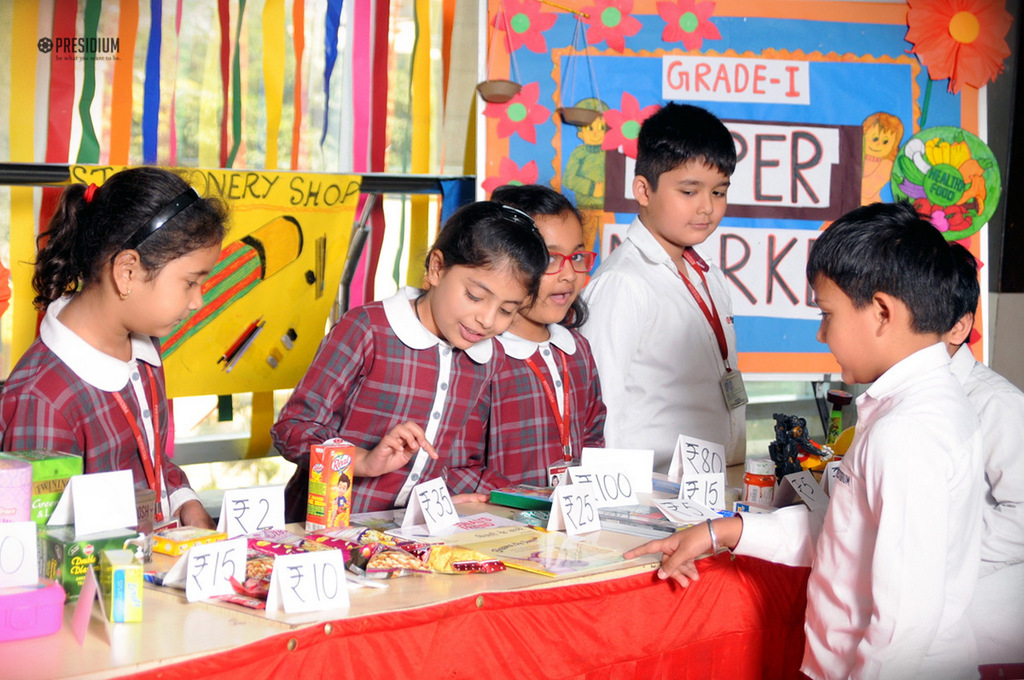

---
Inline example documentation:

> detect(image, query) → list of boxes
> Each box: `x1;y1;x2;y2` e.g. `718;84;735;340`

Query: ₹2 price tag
547;482;601;535
185;537;246;602
266;550;349;614
401;476;458;534
217;486;285;538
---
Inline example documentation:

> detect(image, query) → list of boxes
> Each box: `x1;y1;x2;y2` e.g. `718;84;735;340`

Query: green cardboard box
0;450;82;526
42;525;138;603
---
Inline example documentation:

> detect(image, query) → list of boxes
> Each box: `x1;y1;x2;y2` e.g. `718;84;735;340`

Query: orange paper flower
906;0;1013;93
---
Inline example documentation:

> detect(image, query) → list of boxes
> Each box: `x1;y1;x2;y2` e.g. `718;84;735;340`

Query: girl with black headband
0;166;227;529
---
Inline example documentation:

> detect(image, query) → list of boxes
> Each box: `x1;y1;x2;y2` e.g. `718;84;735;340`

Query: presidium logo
38;35;121;61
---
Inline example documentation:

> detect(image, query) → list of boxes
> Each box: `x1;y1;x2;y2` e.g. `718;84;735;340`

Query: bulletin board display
478;0;991;377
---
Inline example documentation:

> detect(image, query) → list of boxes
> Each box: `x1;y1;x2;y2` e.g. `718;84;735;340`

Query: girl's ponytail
33;184;91;309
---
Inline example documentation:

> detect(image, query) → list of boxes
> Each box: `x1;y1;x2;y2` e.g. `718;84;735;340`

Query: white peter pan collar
628;218;716;274
40;295;162;392
382;287;493;363
497;323;577;360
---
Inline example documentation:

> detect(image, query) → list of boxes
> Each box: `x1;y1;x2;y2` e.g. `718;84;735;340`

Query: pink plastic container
0;578;66;641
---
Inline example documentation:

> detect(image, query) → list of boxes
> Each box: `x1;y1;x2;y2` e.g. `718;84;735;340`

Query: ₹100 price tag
401;476;458;534
547;482;601;535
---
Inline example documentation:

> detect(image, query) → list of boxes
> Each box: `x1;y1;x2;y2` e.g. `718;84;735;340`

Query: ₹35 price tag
547;482;601;535
780;470;829;512
185;537;246;602
266;550;349;614
401;476;458;534
0;521;38;589
217;486;285;538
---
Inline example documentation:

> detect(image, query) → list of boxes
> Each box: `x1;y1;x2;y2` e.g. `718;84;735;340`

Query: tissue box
100;549;143;623
0;450;82;526
41;526;137;603
0;459;33;523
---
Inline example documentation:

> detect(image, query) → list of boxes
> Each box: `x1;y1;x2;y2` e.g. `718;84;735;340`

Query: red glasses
546;251;597;275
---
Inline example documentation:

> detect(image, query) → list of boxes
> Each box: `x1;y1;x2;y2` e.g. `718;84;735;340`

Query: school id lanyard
111;363;164;521
678;247;731;371
523;349;572;463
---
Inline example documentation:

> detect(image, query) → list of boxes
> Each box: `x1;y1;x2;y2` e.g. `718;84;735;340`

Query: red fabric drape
130;555;809;679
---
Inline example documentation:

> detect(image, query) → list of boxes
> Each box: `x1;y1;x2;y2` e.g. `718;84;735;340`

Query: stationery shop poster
68;166;360;397
479;0;987;377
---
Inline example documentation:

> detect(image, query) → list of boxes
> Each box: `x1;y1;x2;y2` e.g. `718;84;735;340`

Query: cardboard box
41;526;137;603
151;527;227;557
306;438;354;532
100;549;143;623
0;458;32;523
0;450;82;526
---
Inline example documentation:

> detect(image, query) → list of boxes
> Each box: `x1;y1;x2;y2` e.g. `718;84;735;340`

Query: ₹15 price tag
185;537;246;602
266;550;349;614
217;486;285;538
547;482;601;535
678;472;727;511
0;521;39;588
401;476;458;534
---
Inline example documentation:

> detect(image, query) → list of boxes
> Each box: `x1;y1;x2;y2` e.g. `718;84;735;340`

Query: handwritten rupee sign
0;521;38;588
678;473;727;511
669;434;726;482
821;461;843;497
547;482;601;535
781;470;829;512
217;486;286;538
567;466;637;507
402;477;458;534
654;498;719;525
185;537;246;602
266;550;349;614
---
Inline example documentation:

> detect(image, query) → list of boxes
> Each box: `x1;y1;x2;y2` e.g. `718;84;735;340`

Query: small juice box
306;438;354;532
100;549;143;623
41;526;138;603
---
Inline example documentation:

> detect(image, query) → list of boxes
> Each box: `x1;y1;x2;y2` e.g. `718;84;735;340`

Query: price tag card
821;461;843;497
567;467;637;507
678;472;727;511
547;482;601;535
654;498;719;525
401;477;458;534
266;550;350;614
217;486;285;538
668;434;726;483
780;470;829;512
0;521;39;588
581;447;653;493
48;470;138;536
185;537;246;602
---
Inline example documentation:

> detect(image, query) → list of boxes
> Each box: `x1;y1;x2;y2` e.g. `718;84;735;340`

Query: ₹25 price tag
185;537;246;602
266;550;349;614
217;486;285;538
547;482;601;535
401;476;458;534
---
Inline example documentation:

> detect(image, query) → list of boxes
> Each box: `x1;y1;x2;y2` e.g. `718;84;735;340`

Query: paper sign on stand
185;537;246;602
266;550;349;614
779;470;829;512
72;566;109;646
654;498;720;524
547;482;601;535
669;434;726;483
401;477;458;534
567;467;637;507
581;447;653;493
821;461;843;496
47;470;138;536
217;486;285;538
678;473;727;511
0;521;39;588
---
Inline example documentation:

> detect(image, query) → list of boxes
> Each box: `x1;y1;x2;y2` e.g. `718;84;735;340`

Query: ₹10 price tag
217;486;285;538
547;482;601;535
401;476;458;534
185;537;246;602
266;550;349;614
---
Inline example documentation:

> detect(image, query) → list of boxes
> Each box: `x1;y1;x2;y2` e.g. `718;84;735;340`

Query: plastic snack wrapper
425;545;506;574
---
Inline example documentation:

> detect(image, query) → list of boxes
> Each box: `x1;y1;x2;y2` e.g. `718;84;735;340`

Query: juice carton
306;438;354;532
41;526;138;603
99;549;143;622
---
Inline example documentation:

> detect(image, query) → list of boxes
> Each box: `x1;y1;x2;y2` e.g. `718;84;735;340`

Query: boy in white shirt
580;103;746;471
626;202;984;679
944;243;1024;664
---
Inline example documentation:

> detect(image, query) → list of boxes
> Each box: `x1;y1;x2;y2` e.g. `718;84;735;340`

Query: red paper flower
493;0;557;54
657;0;721;50
602;93;661;158
581;0;642;52
483;82;551;144
482;158;540;193
906;0;1013;93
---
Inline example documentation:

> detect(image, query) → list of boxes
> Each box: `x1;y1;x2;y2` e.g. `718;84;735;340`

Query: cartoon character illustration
860;112;904;205
329;473;351;527
563;97;610;249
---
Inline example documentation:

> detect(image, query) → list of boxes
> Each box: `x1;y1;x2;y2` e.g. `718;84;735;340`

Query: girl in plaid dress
488;185;607;487
272;201;549;518
0;167;227;528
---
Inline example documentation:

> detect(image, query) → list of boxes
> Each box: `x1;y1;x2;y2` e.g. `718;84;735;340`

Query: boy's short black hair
806;201;959;334
634;103;737;189
949;242;980;324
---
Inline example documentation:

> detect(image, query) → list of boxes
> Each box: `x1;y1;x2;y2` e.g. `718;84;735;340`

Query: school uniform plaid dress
272;288;507;516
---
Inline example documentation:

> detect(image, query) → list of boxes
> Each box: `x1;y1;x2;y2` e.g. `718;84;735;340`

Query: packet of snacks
361;543;432;578
425;545;506;574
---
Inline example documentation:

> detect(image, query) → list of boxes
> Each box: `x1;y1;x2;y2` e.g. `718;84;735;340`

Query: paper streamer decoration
109;0;139;165
321;0;345;146
263;0;285;169
291;0;306;170
143;0;163;164
169;0;184;166
219;0;231;167
76;0;102;164
228;0;248;167
407;0;431;286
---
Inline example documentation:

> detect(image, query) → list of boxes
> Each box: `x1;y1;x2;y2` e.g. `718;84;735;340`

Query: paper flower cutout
602;93;661;158
483;82;551;144
906;0;1013;93
493;0;557;54
657;0;721;50
482;158;540;193
582;0;642;52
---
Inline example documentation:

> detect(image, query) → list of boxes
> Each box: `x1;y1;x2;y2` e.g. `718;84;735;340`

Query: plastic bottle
743;457;776;505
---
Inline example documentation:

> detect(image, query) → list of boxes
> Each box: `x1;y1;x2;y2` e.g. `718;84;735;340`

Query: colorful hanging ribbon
143;0;163;164
76;0;102;164
263;0;285;169
321;0;344;146
227;0;248;167
291;0;305;170
109;0;139;165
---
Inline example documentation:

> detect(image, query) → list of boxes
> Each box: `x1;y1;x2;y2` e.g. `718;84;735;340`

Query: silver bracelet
706;518;724;555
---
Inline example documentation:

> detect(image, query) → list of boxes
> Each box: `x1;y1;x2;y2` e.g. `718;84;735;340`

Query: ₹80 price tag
401;476;458;534
185;537;246;602
547;482;601;535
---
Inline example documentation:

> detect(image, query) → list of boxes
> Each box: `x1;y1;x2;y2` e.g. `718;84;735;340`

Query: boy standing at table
581;103;746;471
627;202;984;679
944;243;1024;665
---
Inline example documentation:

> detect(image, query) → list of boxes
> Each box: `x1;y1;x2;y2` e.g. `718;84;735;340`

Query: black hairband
496;203;542;239
122;187;201;250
